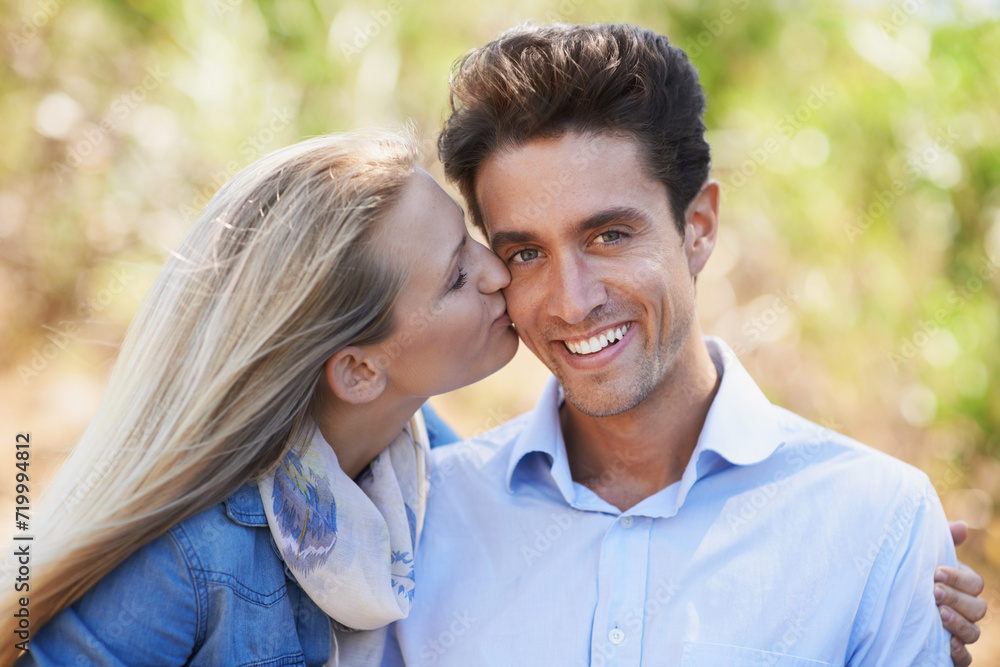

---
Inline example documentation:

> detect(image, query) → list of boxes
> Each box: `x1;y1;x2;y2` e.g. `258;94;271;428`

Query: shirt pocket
193;572;321;666
199;569;290;606
681;642;838;667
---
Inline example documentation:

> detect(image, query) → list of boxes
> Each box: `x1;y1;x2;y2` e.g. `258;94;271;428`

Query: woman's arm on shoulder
421;403;462;448
20;530;199;666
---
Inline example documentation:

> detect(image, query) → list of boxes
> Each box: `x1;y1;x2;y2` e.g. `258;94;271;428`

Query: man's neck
560;334;721;511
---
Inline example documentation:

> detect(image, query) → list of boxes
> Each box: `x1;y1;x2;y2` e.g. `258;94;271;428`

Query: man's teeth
564;323;631;355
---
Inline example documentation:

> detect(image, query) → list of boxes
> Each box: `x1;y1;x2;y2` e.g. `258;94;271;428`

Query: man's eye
597;231;622;243
511;248;539;263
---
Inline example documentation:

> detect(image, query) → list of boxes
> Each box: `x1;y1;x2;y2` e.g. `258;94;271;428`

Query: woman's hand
938;521;988;667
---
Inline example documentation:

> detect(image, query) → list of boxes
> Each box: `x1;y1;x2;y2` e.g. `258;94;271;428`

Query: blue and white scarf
258;411;430;665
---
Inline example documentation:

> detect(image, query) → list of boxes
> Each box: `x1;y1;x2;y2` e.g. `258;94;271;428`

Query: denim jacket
20;405;459;666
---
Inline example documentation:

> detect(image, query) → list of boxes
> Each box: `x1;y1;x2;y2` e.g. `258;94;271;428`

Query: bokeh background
2;0;999;659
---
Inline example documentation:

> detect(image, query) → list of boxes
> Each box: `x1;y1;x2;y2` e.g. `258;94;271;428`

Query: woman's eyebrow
451;234;467;263
442;234;467;285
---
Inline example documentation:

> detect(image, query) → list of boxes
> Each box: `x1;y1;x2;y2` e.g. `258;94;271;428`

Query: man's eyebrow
489;206;647;249
489;229;535;249
576;207;647;233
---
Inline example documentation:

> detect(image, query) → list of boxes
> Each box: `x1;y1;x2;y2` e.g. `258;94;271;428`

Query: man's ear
683;179;720;277
324;347;387;405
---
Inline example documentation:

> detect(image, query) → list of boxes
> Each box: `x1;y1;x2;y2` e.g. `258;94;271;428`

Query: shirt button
609;627;625;645
620;515;634;529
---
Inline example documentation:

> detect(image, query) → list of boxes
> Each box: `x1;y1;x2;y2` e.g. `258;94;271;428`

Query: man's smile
562;322;632;356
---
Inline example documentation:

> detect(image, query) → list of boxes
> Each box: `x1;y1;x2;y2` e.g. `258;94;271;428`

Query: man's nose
547;254;607;324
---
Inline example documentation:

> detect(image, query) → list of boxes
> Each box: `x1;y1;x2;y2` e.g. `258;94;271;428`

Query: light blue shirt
385;338;956;666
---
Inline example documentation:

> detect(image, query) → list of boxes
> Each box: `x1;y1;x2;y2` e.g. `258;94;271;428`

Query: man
386;23;986;666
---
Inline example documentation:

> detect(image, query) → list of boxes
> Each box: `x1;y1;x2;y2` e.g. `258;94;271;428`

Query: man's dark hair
439;22;711;237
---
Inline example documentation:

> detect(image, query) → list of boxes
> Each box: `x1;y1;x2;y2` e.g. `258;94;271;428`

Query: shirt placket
590;514;651;667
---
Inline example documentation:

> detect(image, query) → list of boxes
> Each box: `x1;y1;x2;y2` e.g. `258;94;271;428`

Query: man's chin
560;379;648;418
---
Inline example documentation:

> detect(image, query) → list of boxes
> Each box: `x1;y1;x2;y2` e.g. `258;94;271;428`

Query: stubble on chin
554;313;695;419
551;331;662;417
558;365;659;418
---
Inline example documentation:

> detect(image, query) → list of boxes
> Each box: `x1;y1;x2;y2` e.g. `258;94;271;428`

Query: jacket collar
224;482;269;527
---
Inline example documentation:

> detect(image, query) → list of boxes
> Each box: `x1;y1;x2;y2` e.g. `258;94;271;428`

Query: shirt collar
504;336;787;502
695;336;787;466
504;375;573;497
224;482;269;527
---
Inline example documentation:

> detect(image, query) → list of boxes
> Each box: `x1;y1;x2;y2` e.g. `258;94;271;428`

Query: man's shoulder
765;405;935;500
428;411;533;484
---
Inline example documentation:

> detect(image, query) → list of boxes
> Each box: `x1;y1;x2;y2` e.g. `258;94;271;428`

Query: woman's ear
324;347;387;404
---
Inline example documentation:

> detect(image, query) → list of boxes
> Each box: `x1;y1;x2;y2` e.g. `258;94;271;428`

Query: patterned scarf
257;411;430;665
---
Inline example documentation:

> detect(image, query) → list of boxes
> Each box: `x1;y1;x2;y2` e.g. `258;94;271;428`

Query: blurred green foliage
2;0;1000;644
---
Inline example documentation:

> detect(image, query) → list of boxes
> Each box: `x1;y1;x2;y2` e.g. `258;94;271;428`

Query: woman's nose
475;242;511;293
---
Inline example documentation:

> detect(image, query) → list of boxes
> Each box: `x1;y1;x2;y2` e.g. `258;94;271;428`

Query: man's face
476;131;715;417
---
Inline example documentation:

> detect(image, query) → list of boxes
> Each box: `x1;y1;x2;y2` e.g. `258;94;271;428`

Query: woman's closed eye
450;269;468;290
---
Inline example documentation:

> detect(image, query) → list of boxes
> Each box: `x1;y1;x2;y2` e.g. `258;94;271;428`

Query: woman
2;130;517;665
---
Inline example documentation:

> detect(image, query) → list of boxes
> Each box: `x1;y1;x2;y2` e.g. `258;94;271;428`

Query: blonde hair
1;130;418;662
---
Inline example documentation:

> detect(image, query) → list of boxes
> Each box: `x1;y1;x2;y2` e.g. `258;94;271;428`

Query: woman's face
375;169;518;398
